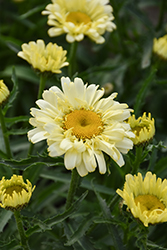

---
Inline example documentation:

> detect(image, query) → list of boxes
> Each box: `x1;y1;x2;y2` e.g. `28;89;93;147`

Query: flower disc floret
28;76;134;177
17;39;69;73
127;112;155;145
0;175;35;211
42;0;116;44
153;35;167;60
116;172;167;227
0;80;10;106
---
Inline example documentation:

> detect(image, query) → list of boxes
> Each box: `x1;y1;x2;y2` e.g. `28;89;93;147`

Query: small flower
0;175;35;211
17;40;69;74
42;0;116;44
127;113;155;145
116;172;167;227
28;76;134;177
0;80;10;106
153;35;167;60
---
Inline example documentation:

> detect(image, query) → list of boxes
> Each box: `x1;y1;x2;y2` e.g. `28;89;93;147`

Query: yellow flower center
66;11;91;25
135;194;165;216
64;109;103;140
5;185;27;196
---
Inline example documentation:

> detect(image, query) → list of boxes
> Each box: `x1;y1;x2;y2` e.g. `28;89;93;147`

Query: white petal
94;151;106;174
28;128;47;143
83;150;96;172
76;161;88;177
64;149;78;170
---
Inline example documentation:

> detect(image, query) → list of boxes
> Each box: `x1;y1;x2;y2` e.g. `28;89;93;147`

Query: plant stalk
68;41;78;78
0;107;12;158
132;146;143;174
14;210;30;250
65;168;80;211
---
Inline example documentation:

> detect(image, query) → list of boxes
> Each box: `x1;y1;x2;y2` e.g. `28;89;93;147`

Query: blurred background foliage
1;0;167;249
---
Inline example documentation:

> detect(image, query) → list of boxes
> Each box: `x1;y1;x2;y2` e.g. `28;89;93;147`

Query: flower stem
68;41;78;78
156;0;166;31
0;107;12;158
14;210;30;250
65;168;80;211
132;146;143;174
37;74;47;99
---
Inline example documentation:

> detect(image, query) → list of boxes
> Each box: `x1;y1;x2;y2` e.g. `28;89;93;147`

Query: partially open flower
117;172;167;227
0;80;10;106
0;175;35;211
42;0;116;44
153;35;167;60
127;113;155;146
17;40;69;74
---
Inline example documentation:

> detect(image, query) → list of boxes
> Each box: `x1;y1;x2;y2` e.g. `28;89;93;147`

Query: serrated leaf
26;191;88;237
65;215;93;246
92;182;127;250
64;222;94;250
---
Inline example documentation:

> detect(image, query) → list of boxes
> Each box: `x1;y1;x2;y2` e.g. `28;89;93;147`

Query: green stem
132;146;143;174
37;74;47;99
68;42;78;78
0;107;12;158
27;74;47;156
14;210;30;250
156;0;166;31
65;168;80;211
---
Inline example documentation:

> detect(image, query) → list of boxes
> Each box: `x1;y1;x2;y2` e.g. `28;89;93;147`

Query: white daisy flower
28;77;134;177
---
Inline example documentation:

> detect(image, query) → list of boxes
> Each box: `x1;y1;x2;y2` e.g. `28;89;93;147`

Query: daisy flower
127;113;155;146
17;39;69;74
42;0;116;44
28;77;134;177
153;35;167;60
117;172;167;227
0;175;35;211
0;80;10;106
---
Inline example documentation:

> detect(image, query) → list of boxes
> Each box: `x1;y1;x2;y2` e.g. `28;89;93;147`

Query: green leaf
19;5;46;19
4;116;29;128
23;162;46;184
26;191;88;237
65;215;94;246
0;163;13;178
3;67;19;114
147;240;167;250
0;65;39;84
0;239;21;250
6;128;29;136
0;210;13;233
93;183;127;250
64;222;94;250
40;170;115;195
134;66;157;116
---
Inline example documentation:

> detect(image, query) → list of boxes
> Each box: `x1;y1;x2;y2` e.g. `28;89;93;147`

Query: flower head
42;0;116;44
117;172;167;227
17;40;69;74
0;175;35;211
127;113;155;146
0;80;10;106
153;35;167;60
28;76;134;177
